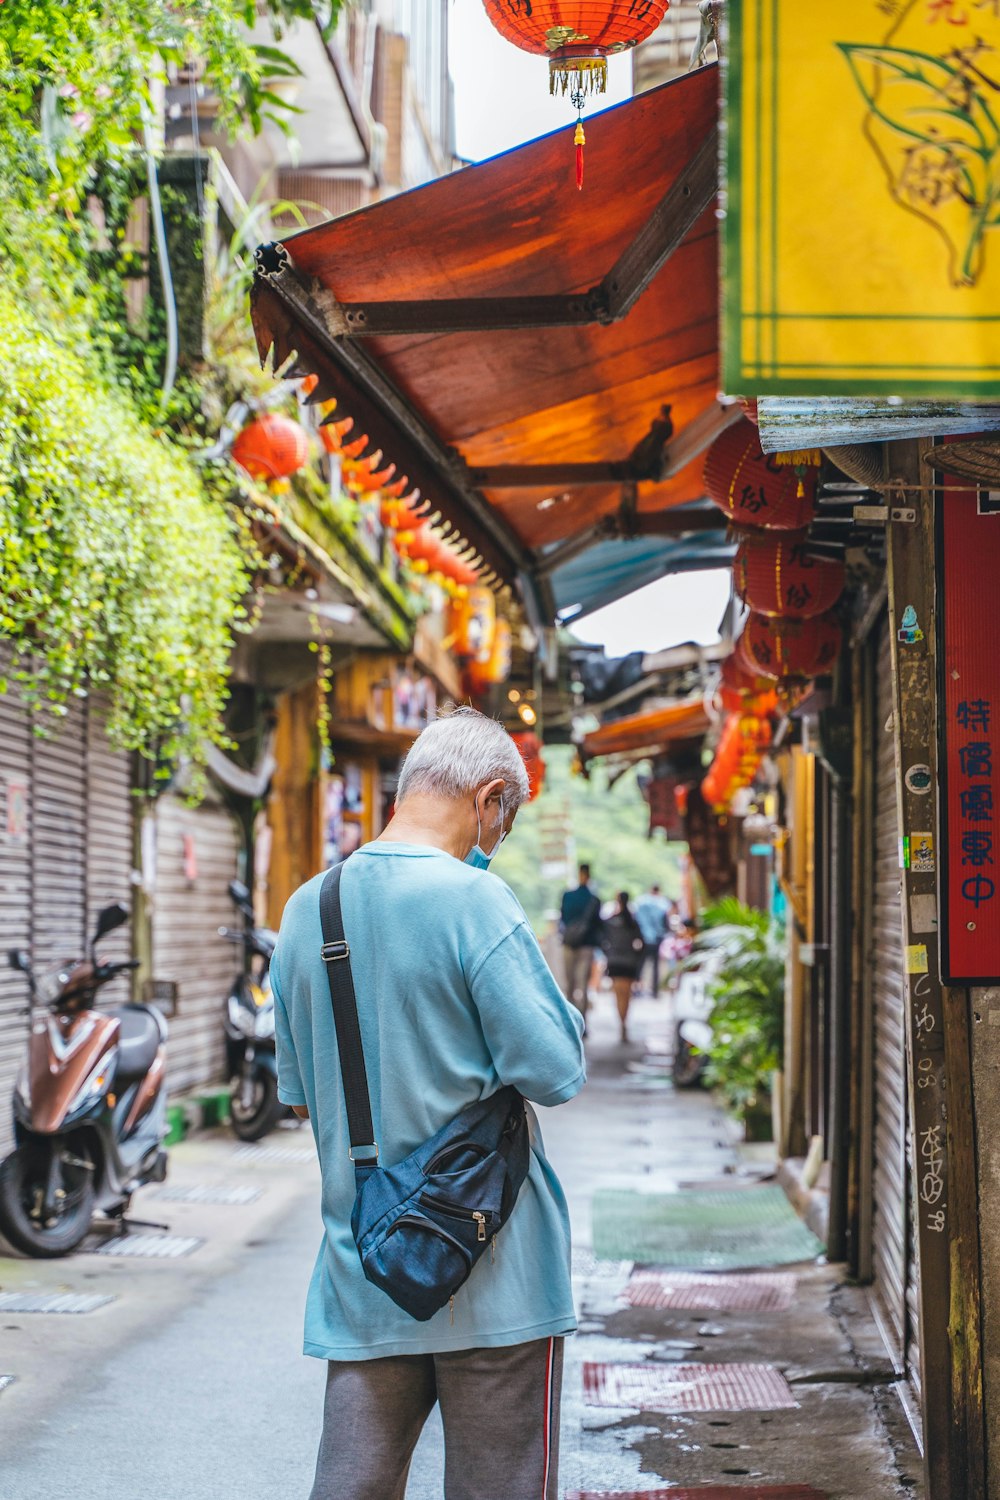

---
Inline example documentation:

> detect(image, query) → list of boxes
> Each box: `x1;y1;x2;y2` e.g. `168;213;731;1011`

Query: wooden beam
599;127;719;321
885;443;985;1500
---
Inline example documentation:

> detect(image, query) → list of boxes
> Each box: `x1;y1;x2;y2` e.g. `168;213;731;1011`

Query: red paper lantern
232;413;309;483
743;611;842;683
481;3;669;96
735;531;845;619
512;730;545;803
704;419;815;532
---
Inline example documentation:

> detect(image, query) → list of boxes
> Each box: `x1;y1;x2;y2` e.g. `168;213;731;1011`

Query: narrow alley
0;989;922;1500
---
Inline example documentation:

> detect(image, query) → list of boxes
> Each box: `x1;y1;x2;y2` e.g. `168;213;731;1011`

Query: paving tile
582;1360;798;1412
89;1233;202;1259
623;1270;796;1314
154;1183;262;1205
0;1292;115;1314
567;1488;825;1499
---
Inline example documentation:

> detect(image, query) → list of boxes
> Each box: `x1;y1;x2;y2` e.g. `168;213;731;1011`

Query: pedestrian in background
601;892;645;1044
633;882;670;996
560;862;603;1021
271;708;586;1500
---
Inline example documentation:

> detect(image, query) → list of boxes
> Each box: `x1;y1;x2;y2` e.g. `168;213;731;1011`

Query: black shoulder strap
319;863;378;1160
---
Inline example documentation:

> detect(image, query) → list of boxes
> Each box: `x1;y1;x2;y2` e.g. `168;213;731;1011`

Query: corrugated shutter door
870;620;913;1372
152;795;241;1096
85;701;134;999
0;666;133;1158
32;698;88;971
0;675;33;1158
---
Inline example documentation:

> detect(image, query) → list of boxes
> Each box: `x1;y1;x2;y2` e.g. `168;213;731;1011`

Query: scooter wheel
0;1145;96;1258
229;1071;285;1142
672;1036;706;1090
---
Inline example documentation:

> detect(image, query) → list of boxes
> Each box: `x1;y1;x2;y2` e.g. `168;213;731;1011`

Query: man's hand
292;1104;310;1120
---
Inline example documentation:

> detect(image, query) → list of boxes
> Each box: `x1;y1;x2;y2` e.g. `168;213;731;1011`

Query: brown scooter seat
109;1006;162;1083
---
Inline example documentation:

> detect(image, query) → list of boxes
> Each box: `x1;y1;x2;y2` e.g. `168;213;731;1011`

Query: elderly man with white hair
271;706;586;1500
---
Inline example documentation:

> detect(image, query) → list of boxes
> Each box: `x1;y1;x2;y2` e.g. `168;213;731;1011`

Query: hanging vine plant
0;290;251;769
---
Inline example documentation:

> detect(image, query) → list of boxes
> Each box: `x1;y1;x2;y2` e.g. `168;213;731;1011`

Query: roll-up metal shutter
0;674;33;1158
0;657;133;1156
85;702;134;999
151;794;242;1096
870;619;917;1381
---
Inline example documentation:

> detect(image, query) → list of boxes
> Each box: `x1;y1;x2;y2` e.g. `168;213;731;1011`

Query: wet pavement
0;988;924;1498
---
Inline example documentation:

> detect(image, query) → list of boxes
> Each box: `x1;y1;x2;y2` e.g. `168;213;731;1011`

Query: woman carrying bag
601;892;645;1044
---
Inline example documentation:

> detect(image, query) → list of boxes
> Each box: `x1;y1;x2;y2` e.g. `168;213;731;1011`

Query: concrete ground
0;989;923;1499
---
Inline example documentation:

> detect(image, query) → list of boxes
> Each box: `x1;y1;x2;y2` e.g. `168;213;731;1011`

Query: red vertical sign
938;474;1000;983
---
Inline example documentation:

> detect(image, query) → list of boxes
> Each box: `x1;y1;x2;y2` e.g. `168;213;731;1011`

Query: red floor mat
624;1270;796;1314
583;1361;797;1412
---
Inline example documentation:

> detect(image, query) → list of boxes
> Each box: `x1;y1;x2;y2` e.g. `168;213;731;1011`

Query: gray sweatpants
562;945;593;1015
308;1336;564;1500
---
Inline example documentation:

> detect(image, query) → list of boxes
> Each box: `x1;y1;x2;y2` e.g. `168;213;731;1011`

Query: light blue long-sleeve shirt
271;841;586;1360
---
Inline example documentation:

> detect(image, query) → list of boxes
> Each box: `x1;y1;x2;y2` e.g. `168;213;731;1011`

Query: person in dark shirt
559;863;603;1019
602;892;645;1044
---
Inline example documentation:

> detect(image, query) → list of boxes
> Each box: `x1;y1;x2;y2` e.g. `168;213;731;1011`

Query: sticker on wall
910;894;938;935
911;832;935;873
898;605;924;645
904;764;932;796
906;944;929;975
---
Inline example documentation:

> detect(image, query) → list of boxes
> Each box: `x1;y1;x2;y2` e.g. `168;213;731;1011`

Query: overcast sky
448;7;725;659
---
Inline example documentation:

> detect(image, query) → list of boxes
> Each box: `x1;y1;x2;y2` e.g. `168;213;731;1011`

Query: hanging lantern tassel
574;119;585;191
773;449;823;499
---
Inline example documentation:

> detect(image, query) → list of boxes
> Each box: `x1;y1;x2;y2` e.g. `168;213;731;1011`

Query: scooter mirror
7;948;29;973
94;902;129;943
228;880;251;907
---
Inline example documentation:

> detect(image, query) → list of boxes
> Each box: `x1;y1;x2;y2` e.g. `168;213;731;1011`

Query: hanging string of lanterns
701;711;773;812
480;1;670;188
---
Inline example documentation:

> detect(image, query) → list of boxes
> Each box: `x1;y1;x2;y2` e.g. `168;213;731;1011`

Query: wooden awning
580;699;711;760
251;65;724;614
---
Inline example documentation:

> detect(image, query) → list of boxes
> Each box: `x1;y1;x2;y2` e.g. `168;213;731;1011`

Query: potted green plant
686;897;785;1140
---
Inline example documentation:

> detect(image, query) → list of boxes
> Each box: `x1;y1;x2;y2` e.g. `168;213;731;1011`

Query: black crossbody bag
319;862;531;1322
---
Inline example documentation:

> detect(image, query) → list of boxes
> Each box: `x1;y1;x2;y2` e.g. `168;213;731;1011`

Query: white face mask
465;794;506;870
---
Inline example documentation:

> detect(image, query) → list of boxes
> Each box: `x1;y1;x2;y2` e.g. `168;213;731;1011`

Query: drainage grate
583;1360;798;1412
232;1145;315;1165
592;1187;823;1268
0;1292;116;1315
154;1184;262;1206
566;1489;826;1499
624;1270;797;1314
571;1248;634;1279
90;1234;202;1259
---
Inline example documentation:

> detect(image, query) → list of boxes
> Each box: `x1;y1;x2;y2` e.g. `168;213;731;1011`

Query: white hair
397;706;530;811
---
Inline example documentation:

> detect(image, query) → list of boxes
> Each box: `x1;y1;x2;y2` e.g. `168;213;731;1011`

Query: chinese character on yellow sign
724;0;1000;396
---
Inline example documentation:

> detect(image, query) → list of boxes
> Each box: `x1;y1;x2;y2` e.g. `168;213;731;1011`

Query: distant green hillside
493;744;683;933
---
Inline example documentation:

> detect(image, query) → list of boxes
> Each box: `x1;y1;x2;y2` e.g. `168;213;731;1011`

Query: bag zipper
419;1193;493;1238
385;1212;471;1257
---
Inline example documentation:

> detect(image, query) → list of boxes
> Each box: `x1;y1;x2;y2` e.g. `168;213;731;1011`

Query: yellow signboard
724;0;1000;395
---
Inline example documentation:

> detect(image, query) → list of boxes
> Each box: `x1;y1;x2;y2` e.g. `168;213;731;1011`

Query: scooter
220;880;286;1142
671;966;716;1089
0;902;169;1257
